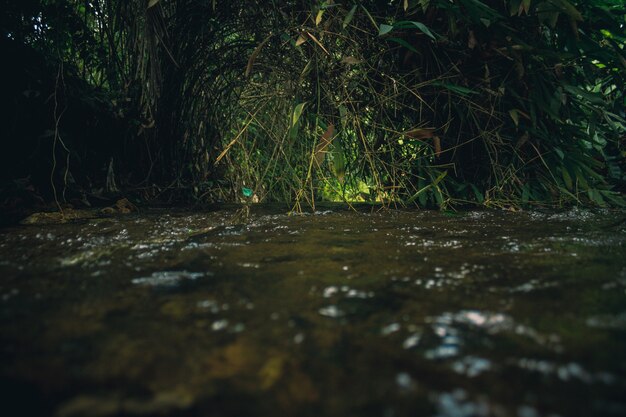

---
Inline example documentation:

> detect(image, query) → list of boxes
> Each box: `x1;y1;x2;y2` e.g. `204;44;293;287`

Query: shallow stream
1;206;625;417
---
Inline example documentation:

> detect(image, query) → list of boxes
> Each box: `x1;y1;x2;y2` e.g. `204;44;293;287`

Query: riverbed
1;206;625;417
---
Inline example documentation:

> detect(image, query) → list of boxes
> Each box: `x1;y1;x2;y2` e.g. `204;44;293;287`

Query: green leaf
343;5;357;29
563;84;605;105
574;168;589;189
509;0;522;16
470;184;484;203
432;82;477;96
588;188;606;206
461;0;503;22
242;187;253;197
509;109;520;127
406;171;447;204
555;148;565;160
331;143;346;181
360;5;379;31
379;24;394;36
537;1;560;28
292;102;306;127
338;105;348;128
522;185;530;203
408;21;436;40
434;186;444;207
552;0;583;22
603;191;626;207
392;21;437;40
561;166;573;189
608;161;622;179
388;37;418;53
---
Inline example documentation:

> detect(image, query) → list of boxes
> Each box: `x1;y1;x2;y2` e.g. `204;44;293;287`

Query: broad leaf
379;24;394;36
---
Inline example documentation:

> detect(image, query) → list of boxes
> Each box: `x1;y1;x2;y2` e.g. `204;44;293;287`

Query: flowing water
1;206;625;417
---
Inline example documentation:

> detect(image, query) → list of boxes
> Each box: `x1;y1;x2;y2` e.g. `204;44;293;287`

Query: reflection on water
0;205;625;417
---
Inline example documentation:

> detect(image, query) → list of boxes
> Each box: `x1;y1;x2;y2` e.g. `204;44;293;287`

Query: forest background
1;0;625;213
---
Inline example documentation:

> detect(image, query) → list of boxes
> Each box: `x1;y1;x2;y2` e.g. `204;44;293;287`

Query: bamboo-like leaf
393;20;437;40
147;0;160;9
588;189;606;206
295;35;307;46
410;21;435;38
552;0;583;22
314;123;335;166
288;108;304;141
509;0;522;16
470;184;484;203
404;0;409;11
389;37;418;53
332;141;346;182
305;32;330;55
291;101;306;127
537;2;560;27
343;5;357;29
404;127;435;140
315;9;324;26
509;109;520;127
432;82;477;96
555;147;564;160
574;168;589;189
433;136;441;157
360;6;379;31
339;105;348;128
562;166;573;189
515;132;529;149
563;84;605;105
292;103;307;128
406;171;447;204
245;34;272;77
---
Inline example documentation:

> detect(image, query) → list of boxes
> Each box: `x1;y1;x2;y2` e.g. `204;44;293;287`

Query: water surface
1;206;625;417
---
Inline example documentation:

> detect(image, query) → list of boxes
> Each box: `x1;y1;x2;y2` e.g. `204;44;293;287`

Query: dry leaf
315;10;324;26
245;34;272;77
314;123;335;166
305;32;330;55
515;132;529;149
295;35;307;46
433;136;441;157
341;56;362;65
468;30;477;50
404;128;436;140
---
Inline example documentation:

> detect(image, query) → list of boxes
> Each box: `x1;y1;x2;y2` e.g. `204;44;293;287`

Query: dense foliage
1;0;625;209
